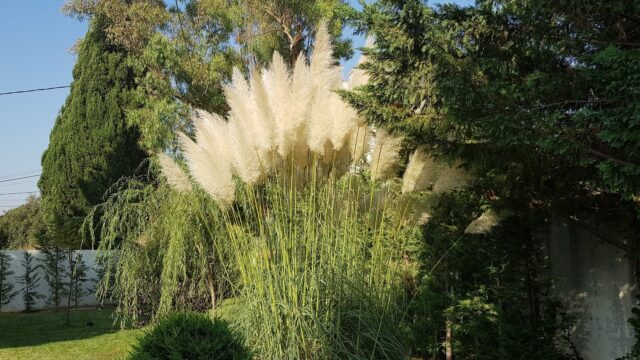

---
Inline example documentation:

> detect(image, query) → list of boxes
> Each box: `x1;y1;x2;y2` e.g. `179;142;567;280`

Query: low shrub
128;312;250;360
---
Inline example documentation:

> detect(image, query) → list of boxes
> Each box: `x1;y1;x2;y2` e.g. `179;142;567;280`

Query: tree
64;252;91;324
344;0;640;256
0;196;46;249
66;252;90;308
342;0;616;357
17;252;43;312
0;251;18;311
235;0;355;67
63;0;355;153
39;247;68;310
38;17;146;247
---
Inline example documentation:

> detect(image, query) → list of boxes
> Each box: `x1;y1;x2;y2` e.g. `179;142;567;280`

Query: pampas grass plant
159;22;475;359
81;17;483;359
173;23;422;359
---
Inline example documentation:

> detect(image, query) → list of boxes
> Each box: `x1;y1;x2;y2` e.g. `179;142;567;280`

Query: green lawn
0;308;143;360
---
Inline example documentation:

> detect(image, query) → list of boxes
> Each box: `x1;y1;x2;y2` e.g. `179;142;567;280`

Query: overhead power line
0;191;38;196
0;169;41;181
0;85;70;96
0;179;39;188
0;174;40;183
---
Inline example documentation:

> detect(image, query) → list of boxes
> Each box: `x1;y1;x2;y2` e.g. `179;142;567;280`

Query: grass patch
0;308;143;360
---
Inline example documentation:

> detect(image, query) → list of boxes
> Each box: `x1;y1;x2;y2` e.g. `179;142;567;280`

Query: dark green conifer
39;17;145;247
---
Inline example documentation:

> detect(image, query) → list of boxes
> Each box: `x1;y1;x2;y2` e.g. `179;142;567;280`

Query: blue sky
0;0;470;212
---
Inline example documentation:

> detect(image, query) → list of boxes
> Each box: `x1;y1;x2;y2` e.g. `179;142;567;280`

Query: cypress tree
39;17;145;247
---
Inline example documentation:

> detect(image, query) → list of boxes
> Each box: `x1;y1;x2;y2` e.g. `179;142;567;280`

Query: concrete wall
1;250;102;312
549;221;636;360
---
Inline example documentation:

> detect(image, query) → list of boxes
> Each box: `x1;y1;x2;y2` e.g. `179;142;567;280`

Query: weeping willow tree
85;172;230;326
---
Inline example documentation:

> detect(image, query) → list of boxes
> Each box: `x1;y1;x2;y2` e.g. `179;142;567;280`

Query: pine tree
18;252;43;312
38;247;67;310
38;16;146;247
68;253;90;308
63;252;91;324
0;251;18;311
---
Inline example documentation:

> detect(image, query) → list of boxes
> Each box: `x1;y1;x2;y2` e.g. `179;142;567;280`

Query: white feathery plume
309;20;334;76
401;148;443;193
248;68;276;167
224;68;252;128
431;162;472;194
179;132;234;207
306;26;340;154
464;209;504;234
226;118;265;184
371;128;403;181
181;22;374;208
290;53;312;128
329;96;358;151
157;153;192;193
263;52;295;159
290;53;313;168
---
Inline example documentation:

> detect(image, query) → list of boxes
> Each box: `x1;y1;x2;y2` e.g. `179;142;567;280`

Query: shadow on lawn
0;308;124;349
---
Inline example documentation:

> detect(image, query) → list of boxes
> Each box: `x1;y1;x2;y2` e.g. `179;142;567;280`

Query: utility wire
0;169;41;180
0;179;39;188
0;174;40;183
0;85;70;96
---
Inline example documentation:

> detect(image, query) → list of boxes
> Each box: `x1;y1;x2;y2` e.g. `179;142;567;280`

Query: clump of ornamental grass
158;22;476;359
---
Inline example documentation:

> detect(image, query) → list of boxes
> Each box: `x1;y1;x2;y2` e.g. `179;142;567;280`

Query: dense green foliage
17;252;43;312
409;191;575;359
0;197;46;249
129;313;250;360
0;251;17;311
345;0;640;247
64;0;355;153
86;175;225;326
338;0;637;357
39;18;146;247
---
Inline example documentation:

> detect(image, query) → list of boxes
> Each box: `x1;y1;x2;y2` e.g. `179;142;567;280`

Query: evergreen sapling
0;251;18;311
39;246;67;310
17;251;43;312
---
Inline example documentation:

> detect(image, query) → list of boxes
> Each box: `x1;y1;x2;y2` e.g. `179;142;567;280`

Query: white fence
1;250;103;312
549;220;636;360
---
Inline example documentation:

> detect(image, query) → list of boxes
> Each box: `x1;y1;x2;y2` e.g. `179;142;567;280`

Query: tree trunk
445;319;453;360
445;276;453;360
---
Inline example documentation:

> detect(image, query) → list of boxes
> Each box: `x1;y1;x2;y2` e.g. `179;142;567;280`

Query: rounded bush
128;312;251;360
